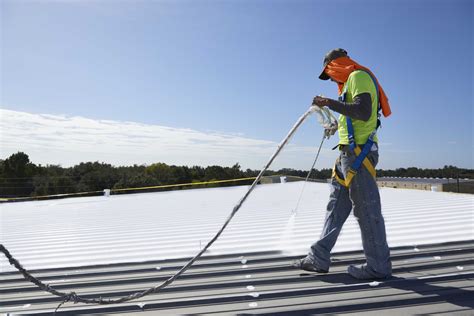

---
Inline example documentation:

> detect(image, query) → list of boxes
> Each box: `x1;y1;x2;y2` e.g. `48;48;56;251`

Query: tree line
0;152;472;198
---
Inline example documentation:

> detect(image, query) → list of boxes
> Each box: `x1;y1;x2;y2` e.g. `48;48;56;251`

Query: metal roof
1;182;473;314
1;183;472;271
377;177;472;184
1;240;473;315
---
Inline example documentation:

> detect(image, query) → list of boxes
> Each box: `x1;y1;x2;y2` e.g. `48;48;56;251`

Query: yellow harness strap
332;163;347;187
353;146;377;179
332;147;377;188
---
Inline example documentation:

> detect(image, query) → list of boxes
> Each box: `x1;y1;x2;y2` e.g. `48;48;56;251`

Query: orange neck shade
325;57;392;117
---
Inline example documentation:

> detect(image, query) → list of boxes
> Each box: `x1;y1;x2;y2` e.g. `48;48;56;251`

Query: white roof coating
1;182;473;273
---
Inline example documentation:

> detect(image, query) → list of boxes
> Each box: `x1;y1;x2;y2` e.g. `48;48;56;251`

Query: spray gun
310;105;338;139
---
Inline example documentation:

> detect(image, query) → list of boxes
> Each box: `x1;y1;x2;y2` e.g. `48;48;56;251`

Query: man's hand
312;95;332;107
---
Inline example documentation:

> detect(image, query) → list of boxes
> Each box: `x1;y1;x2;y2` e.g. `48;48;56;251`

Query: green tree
0;152;37;197
145;163;172;185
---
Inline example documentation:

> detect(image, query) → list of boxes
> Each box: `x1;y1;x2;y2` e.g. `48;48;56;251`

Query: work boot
292;256;328;273
347;264;391;280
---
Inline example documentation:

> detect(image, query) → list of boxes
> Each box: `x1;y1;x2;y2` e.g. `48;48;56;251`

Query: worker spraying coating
0;49;393;310
293;48;393;280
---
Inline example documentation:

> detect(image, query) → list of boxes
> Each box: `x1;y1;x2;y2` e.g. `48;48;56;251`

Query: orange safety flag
325;56;392;117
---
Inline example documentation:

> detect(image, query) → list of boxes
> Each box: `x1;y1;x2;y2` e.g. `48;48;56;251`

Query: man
294;48;392;280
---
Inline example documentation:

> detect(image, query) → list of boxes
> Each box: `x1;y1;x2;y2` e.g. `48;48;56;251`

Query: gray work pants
309;148;392;276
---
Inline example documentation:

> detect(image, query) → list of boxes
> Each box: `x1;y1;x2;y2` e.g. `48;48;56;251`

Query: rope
1;190;105;202
0;106;318;314
1;177;258;202
111;177;258;192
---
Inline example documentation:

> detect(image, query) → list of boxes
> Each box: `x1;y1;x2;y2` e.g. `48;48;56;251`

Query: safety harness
332;70;381;188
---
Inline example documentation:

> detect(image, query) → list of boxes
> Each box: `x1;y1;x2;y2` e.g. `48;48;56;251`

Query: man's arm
313;93;372;122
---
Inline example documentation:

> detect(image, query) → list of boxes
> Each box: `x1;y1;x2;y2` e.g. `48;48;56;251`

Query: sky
1;0;472;170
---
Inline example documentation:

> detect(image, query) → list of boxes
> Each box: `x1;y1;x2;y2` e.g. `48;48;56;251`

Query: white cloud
0;109;334;170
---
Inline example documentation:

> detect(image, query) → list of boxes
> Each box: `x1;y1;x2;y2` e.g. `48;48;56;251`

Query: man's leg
306;156;353;271
345;150;392;278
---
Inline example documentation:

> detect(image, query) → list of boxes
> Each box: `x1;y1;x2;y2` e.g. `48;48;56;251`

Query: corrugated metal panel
1;182;473;314
377;177;472;184
1;182;472;271
1;240;473;315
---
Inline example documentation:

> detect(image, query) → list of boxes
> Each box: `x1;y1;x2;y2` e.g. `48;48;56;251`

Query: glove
313;95;332;107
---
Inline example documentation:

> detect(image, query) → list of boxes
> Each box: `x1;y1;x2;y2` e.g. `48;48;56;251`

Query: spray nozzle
310;104;338;138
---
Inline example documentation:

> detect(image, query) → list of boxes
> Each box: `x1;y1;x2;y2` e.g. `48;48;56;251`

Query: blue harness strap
351;131;375;171
347;116;356;151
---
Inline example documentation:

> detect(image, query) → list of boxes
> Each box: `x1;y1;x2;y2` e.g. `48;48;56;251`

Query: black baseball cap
318;48;348;80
